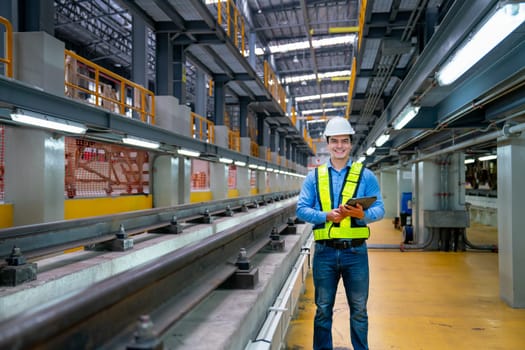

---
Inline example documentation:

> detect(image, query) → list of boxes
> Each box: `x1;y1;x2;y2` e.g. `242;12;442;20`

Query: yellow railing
228;129;240;151
0;16;13;77
250;141;259;157
249;124;257;140
358;0;368;52
64;50;155;124
264;61;287;112
290;106;297;126
266;148;271;162
217;0;246;55
303;128;314;150
191;112;215;143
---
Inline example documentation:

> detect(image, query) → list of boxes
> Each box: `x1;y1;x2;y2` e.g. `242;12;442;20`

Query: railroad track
0;191;297;264
0;193;305;349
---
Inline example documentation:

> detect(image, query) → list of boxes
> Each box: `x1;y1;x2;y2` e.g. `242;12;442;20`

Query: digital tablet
345;196;377;209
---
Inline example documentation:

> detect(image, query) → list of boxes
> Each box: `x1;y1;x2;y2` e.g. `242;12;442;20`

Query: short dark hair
326;135;352;143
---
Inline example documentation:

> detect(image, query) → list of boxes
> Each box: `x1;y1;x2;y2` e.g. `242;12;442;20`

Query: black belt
316;238;366;249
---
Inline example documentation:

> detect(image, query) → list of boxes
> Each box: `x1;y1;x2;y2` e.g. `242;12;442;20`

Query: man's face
327;135;352;160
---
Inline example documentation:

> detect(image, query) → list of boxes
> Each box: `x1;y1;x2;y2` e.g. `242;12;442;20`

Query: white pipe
368;225;437;250
376;122;525;171
414;122;525;163
245;235;314;349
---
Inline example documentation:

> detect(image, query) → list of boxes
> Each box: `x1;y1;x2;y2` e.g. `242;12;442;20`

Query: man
296;116;385;350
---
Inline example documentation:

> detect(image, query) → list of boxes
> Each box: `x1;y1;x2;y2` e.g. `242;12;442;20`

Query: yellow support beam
345;57;357;119
331;76;351;81
310;26;360;35
358;0;368;52
328;26;359;34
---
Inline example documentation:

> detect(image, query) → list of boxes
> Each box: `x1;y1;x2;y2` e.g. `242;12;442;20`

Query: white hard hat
323;117;355;137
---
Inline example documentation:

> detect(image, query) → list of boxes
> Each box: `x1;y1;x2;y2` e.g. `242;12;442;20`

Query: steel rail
0;191;298;262
0;201;297;349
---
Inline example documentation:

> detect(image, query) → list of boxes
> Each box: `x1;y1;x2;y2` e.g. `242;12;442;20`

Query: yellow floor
285;219;525;349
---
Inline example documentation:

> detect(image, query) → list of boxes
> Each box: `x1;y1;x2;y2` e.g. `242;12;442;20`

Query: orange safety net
191;171;209;190
250;169;256;188
0;126;4;202
228;165;236;189
65;137;150;198
191;159;210;191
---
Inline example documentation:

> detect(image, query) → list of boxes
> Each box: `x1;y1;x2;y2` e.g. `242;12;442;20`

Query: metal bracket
126;315;164;350
0;246;37;286
503;122;521;137
269;227;285;250
111;224;134;251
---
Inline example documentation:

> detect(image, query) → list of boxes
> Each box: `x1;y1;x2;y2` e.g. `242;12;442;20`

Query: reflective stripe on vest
314;162;370;240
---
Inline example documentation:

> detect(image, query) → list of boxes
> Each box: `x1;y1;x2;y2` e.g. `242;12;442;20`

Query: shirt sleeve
355;168;385;225
296;170;327;225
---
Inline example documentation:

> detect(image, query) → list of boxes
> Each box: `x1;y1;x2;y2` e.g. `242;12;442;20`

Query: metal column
155;32;172;96
172;44;186;104
497;133;525;307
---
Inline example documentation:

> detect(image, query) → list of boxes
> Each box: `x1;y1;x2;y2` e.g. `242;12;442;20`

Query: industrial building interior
0;0;525;349
49;0;521;170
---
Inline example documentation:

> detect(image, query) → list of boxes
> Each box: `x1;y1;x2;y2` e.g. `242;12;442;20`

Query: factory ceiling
52;0;525;170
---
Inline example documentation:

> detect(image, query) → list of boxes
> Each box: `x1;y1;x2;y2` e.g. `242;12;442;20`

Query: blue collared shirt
296;159;385;225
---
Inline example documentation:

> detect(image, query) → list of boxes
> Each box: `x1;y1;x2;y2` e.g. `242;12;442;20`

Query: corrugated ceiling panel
212;45;246;73
372;0;392;13
136;0;171;21
384;78;400;96
187;46;223;74
244;81;267;96
169;0;201;21
361;39;380;70
355;77;369;94
397;47;416;68
227;82;247;96
400;0;420;11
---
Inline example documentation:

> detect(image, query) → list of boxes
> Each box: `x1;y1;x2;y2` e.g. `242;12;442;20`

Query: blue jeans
313;242;369;350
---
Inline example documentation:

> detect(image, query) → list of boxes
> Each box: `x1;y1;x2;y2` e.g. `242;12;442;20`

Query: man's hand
327;203;366;223
339;203;365;220
326;208;345;223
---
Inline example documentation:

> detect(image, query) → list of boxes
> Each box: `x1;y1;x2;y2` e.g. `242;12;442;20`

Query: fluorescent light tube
10;111;86;134
178;148;200;157
219;157;233;164
366;146;376;156
357;156;366;163
283;70;352;84
248;164;258;169
392;104;420;130
436;3;525;86
257;166;266;170
478;154;497;161
122;137;160;149
301;108;340;115
464;158;475;164
375;134;390;147
295;92;348;102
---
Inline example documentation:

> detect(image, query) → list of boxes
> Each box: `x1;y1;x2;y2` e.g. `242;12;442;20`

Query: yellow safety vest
313;162;370;240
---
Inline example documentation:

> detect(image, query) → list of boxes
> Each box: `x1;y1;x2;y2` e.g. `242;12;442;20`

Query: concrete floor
284;219;525;350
